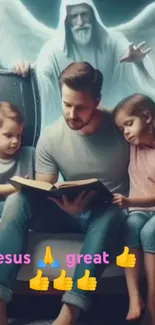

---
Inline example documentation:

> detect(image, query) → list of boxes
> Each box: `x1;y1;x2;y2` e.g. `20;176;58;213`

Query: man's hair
113;93;155;119
59;62;103;100
0;102;24;128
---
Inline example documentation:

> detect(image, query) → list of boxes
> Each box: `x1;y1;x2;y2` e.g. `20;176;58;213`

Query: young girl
112;93;155;325
0;101;35;215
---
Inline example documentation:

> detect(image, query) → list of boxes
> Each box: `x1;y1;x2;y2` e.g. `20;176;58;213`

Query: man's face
62;84;97;130
67;4;92;46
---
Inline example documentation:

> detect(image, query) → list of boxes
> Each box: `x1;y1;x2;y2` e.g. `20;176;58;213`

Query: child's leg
141;215;155;325
124;211;149;320
143;253;155;325
0;300;7;325
125;248;144;320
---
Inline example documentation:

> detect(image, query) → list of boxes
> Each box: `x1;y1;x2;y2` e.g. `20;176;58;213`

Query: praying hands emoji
38;246;60;268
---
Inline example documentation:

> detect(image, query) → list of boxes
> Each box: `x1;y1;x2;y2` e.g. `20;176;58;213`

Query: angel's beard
71;24;92;46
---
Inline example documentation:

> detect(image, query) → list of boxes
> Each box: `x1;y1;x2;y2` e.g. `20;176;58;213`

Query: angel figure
1;0;155;131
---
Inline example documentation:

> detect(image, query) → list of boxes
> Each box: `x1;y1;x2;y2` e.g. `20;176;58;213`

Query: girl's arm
113;193;155;208
128;196;155;208
0;184;17;197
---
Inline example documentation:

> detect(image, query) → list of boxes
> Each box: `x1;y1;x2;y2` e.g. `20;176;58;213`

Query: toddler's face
115;110;147;145
0;117;23;158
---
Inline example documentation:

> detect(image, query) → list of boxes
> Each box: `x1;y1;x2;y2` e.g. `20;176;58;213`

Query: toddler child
0;101;35;215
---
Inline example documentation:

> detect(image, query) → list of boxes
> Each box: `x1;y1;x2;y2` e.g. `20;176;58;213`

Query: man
0;62;129;325
14;0;153;129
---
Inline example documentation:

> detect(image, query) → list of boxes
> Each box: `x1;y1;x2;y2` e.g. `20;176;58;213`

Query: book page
55;178;98;189
10;176;54;191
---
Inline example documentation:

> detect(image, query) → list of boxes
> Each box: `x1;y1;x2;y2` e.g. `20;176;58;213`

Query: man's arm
35;172;58;185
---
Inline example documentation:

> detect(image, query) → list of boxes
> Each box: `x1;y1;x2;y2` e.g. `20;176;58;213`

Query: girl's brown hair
113;94;155;120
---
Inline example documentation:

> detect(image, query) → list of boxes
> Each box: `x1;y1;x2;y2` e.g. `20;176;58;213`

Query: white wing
0;0;55;70
109;2;155;65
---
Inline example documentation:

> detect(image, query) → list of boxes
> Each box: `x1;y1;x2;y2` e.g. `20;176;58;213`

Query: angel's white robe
0;0;52;70
35;0;155;129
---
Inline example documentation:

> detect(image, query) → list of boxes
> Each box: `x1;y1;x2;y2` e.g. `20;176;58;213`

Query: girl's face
115;109;151;145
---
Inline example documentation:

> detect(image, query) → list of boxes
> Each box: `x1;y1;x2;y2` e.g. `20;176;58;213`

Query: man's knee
0;192;31;227
88;205;127;257
104;205;126;227
2;192;30;213
91;204;126;233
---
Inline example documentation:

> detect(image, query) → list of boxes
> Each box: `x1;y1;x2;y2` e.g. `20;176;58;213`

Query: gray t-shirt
0;146;35;201
35;112;129;195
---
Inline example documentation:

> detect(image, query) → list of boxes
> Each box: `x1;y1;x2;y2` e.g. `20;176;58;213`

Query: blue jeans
0;201;4;218
0;191;126;310
125;210;155;253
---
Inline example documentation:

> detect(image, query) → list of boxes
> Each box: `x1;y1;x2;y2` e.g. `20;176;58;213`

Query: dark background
21;0;154;28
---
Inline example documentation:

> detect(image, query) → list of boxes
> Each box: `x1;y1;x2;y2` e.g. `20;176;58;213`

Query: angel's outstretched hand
120;41;151;63
13;61;32;77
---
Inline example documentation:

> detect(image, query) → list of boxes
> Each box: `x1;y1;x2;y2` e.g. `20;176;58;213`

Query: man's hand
48;190;96;216
13;61;31;77
112;193;130;208
120;41;151;63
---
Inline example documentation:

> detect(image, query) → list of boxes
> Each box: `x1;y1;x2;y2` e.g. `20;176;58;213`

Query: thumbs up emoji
116;246;136;268
77;269;97;291
29;269;49;291
53;269;73;291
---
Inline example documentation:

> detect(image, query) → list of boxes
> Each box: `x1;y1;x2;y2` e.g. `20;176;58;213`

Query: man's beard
64;111;95;131
71;24;92;46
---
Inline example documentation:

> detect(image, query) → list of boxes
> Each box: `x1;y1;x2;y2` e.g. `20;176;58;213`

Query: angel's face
62;84;97;131
0;117;23;158
67;4;92;45
115;109;151;145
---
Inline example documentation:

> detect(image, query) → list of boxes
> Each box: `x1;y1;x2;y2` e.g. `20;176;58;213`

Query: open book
10;176;113;202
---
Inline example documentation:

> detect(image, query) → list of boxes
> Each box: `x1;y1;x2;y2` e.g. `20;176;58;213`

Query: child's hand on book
48;190;96;216
112;193;130;208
